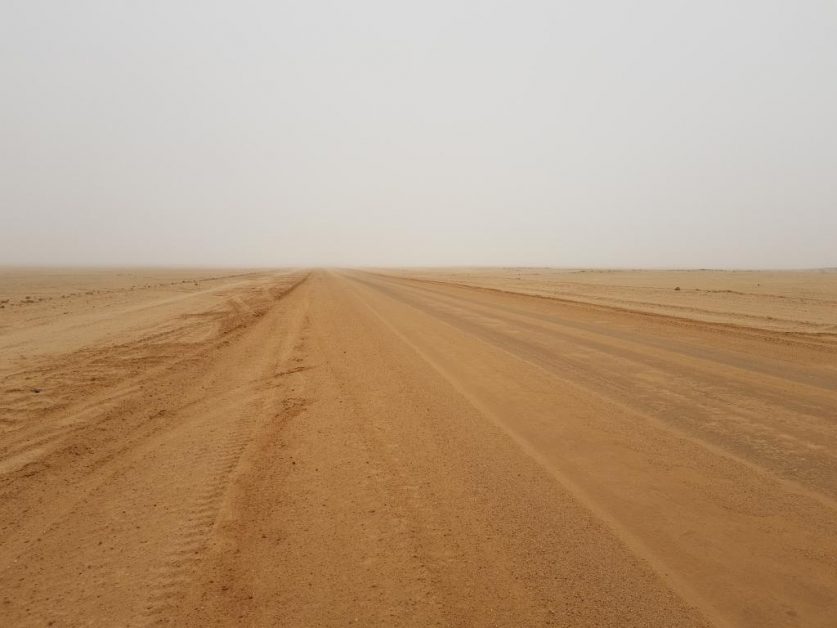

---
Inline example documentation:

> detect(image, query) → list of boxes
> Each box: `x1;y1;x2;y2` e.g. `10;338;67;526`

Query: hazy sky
2;1;836;267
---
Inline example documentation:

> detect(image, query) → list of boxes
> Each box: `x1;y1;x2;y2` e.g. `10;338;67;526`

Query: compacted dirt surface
1;268;836;626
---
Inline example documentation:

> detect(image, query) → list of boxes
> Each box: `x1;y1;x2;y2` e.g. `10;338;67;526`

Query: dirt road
1;270;835;626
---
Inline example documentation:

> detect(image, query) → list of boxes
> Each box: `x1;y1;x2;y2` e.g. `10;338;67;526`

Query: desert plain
1;267;836;626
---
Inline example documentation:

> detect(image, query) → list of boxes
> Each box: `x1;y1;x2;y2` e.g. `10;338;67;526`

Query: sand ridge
380;267;837;336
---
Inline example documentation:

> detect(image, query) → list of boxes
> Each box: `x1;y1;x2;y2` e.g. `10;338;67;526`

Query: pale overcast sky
1;1;835;267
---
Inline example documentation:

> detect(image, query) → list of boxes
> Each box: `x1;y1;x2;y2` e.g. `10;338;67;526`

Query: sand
1;268;835;626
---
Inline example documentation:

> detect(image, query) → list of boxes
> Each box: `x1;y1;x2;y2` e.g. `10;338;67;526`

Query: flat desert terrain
1;267;836;626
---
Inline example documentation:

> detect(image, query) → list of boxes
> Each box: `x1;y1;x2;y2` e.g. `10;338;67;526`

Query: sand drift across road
1;269;836;626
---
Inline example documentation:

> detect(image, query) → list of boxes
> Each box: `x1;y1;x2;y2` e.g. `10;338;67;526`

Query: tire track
141;416;258;624
139;288;310;625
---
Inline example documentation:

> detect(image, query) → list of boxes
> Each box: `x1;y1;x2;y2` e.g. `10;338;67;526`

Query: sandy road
1;269;836;626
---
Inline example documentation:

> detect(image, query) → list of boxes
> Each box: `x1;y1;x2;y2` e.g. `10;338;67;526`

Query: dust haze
2;1;836;268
